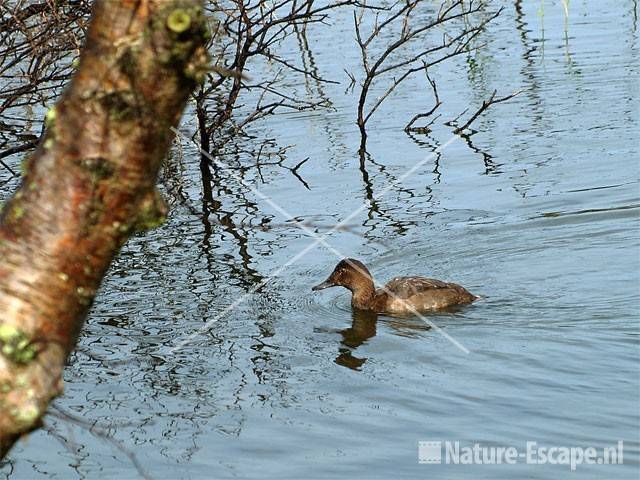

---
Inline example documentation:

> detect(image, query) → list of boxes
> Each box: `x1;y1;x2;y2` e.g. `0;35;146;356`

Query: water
1;1;639;479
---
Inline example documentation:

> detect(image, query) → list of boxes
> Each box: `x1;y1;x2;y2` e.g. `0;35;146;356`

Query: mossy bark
0;0;207;457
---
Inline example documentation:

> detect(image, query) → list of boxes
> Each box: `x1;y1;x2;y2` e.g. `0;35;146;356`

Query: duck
312;258;478;314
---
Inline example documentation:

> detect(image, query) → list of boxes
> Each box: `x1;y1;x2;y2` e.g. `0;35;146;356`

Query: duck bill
311;279;336;291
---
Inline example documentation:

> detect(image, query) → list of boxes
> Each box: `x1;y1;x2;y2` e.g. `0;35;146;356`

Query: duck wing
376;276;477;313
382;276;453;299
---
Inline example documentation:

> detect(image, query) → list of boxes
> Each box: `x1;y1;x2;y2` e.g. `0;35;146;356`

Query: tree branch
0;0;207;458
453;89;522;134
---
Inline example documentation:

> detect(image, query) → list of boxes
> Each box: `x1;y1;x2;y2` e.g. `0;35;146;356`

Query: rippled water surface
1;1;639;479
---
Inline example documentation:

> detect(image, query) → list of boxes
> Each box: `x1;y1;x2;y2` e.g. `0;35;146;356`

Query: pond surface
1;1;639;479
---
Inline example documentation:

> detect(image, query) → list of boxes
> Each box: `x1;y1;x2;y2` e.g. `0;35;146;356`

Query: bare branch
453;89;523;134
405;68;441;132
353;0;502;152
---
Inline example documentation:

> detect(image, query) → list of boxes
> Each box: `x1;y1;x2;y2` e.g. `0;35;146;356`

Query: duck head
312;258;374;293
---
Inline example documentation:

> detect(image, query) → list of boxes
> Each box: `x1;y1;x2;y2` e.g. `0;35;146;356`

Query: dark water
2;1;639;479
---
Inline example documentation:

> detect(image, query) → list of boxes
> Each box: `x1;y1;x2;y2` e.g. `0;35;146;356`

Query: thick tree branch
0;0;207;458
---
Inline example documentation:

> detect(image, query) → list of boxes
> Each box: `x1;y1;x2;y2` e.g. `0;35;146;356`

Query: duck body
367;276;477;314
312;259;477;315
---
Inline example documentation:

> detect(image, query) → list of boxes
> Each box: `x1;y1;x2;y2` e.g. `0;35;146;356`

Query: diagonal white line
170;127;468;353
301;135;459;246
169;234;325;353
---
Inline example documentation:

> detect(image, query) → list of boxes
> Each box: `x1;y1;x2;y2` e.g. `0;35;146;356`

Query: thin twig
48;406;151;480
453;89;523;134
405;68;441;132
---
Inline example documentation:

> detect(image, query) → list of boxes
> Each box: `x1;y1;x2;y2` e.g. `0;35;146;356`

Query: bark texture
0;0;207;457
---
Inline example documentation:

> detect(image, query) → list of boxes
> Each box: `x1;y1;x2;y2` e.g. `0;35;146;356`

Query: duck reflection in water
334;307;466;370
335;309;378;370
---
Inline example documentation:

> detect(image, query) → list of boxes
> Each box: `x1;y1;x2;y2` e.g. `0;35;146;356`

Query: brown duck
312;258;478;314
